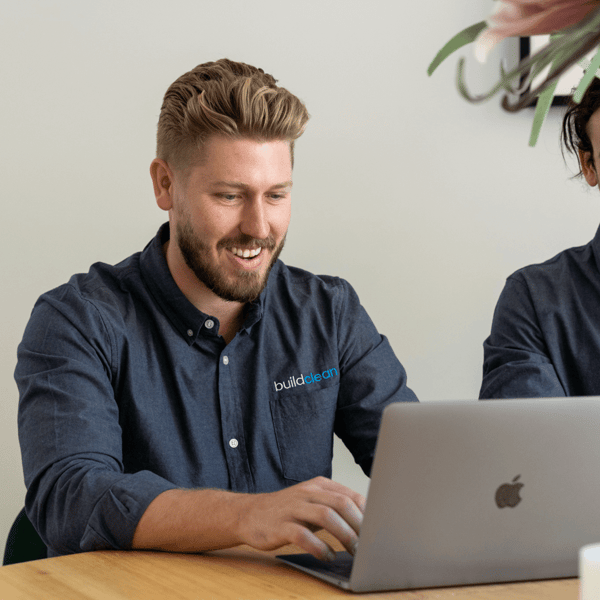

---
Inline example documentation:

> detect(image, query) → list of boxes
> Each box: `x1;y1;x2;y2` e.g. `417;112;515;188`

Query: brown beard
176;219;286;303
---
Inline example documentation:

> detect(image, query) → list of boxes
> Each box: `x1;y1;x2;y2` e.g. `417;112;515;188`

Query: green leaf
573;45;600;103
427;21;487;77
528;78;559;147
528;34;568;146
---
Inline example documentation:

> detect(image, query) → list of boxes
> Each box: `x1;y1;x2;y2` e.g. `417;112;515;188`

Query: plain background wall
2;0;599;558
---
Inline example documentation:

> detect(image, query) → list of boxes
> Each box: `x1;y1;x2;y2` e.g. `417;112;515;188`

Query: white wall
2;0;599;558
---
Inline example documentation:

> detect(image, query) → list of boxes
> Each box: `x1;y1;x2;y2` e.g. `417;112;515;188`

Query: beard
176;218;286;303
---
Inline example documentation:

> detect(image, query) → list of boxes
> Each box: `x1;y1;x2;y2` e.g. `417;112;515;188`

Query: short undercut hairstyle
562;76;600;177
156;58;310;170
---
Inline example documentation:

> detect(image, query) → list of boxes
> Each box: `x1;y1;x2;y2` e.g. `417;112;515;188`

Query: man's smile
231;246;263;258
226;246;267;271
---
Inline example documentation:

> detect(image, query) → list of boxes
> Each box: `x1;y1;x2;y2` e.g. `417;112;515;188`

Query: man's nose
240;198;269;240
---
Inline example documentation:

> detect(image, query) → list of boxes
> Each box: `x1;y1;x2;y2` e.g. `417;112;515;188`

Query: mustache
217;234;277;251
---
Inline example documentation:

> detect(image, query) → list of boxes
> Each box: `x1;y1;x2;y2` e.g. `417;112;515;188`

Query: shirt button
187;329;194;337
205;319;214;329
229;438;239;449
223;356;229;365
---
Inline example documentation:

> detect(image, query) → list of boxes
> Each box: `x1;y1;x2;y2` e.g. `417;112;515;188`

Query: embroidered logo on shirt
273;368;339;392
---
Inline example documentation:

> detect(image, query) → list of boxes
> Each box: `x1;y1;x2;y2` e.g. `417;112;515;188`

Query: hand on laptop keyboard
236;476;365;562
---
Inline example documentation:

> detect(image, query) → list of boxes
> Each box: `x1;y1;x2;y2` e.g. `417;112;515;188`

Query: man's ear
579;149;599;187
150;158;174;211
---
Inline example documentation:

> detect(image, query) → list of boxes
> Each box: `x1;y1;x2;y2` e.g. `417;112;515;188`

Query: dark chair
3;508;48;565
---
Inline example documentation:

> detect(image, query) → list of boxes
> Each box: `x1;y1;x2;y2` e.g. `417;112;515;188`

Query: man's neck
163;240;247;344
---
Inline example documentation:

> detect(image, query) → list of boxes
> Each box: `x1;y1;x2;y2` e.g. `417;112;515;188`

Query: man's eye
219;194;238;201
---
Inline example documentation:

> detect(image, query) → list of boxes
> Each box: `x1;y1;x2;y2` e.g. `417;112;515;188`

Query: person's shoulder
508;239;593;286
270;260;351;296
265;262;367;332
39;251;142;313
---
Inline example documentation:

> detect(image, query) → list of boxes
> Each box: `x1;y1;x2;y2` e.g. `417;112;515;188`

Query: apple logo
495;475;524;508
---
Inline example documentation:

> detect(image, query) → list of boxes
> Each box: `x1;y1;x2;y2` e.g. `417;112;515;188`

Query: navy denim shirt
16;224;417;556
480;225;600;399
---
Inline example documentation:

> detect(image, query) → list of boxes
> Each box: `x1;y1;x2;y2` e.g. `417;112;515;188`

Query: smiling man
15;59;417;561
153;135;292;340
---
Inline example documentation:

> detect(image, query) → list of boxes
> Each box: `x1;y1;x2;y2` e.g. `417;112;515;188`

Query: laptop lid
279;397;600;592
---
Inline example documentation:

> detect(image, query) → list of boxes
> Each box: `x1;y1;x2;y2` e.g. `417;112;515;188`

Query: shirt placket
217;349;253;492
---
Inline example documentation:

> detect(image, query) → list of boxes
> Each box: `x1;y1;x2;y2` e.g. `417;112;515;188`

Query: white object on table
579;543;600;599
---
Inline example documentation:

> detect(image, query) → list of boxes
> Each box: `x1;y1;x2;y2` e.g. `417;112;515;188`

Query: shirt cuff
79;471;178;553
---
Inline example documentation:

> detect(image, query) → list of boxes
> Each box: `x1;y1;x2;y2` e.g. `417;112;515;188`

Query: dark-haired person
15;59;417;559
480;77;600;399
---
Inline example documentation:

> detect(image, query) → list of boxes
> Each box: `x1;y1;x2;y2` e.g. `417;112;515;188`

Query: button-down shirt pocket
269;382;338;483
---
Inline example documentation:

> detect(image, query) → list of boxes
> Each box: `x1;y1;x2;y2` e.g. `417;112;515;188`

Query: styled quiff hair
157;58;310;169
561;76;600;177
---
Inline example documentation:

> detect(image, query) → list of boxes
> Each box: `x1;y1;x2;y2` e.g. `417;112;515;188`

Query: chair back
3;508;48;565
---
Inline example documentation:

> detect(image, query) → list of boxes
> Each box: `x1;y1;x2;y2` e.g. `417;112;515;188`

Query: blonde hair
157;58;310;169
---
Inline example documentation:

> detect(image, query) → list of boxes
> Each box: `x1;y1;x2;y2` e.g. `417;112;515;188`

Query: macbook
278;397;600;592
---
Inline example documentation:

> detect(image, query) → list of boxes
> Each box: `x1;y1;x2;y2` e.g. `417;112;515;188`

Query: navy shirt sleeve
15;284;177;556
334;280;417;474
479;275;566;399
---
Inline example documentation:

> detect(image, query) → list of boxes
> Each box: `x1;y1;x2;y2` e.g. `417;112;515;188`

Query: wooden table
0;540;580;599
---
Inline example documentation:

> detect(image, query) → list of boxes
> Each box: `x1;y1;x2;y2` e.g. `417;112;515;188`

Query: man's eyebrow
212;180;293;189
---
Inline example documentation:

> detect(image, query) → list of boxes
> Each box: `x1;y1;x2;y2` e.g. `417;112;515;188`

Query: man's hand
132;478;366;560
236;477;366;561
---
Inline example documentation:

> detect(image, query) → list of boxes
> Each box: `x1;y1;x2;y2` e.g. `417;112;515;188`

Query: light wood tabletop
0;538;580;600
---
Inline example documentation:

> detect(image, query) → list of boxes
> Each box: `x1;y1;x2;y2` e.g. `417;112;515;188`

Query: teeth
231;246;262;258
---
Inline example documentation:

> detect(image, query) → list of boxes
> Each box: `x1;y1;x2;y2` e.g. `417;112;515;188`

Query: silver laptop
278;397;600;592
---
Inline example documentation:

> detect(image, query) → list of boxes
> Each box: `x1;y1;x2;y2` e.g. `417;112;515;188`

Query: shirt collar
139;223;268;344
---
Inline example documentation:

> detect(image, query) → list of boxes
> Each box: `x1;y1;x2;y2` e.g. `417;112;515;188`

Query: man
480;77;600;399
16;59;417;560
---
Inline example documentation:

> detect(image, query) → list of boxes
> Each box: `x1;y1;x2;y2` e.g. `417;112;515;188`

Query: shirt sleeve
15;284;177;556
479;276;566;399
333;280;418;476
